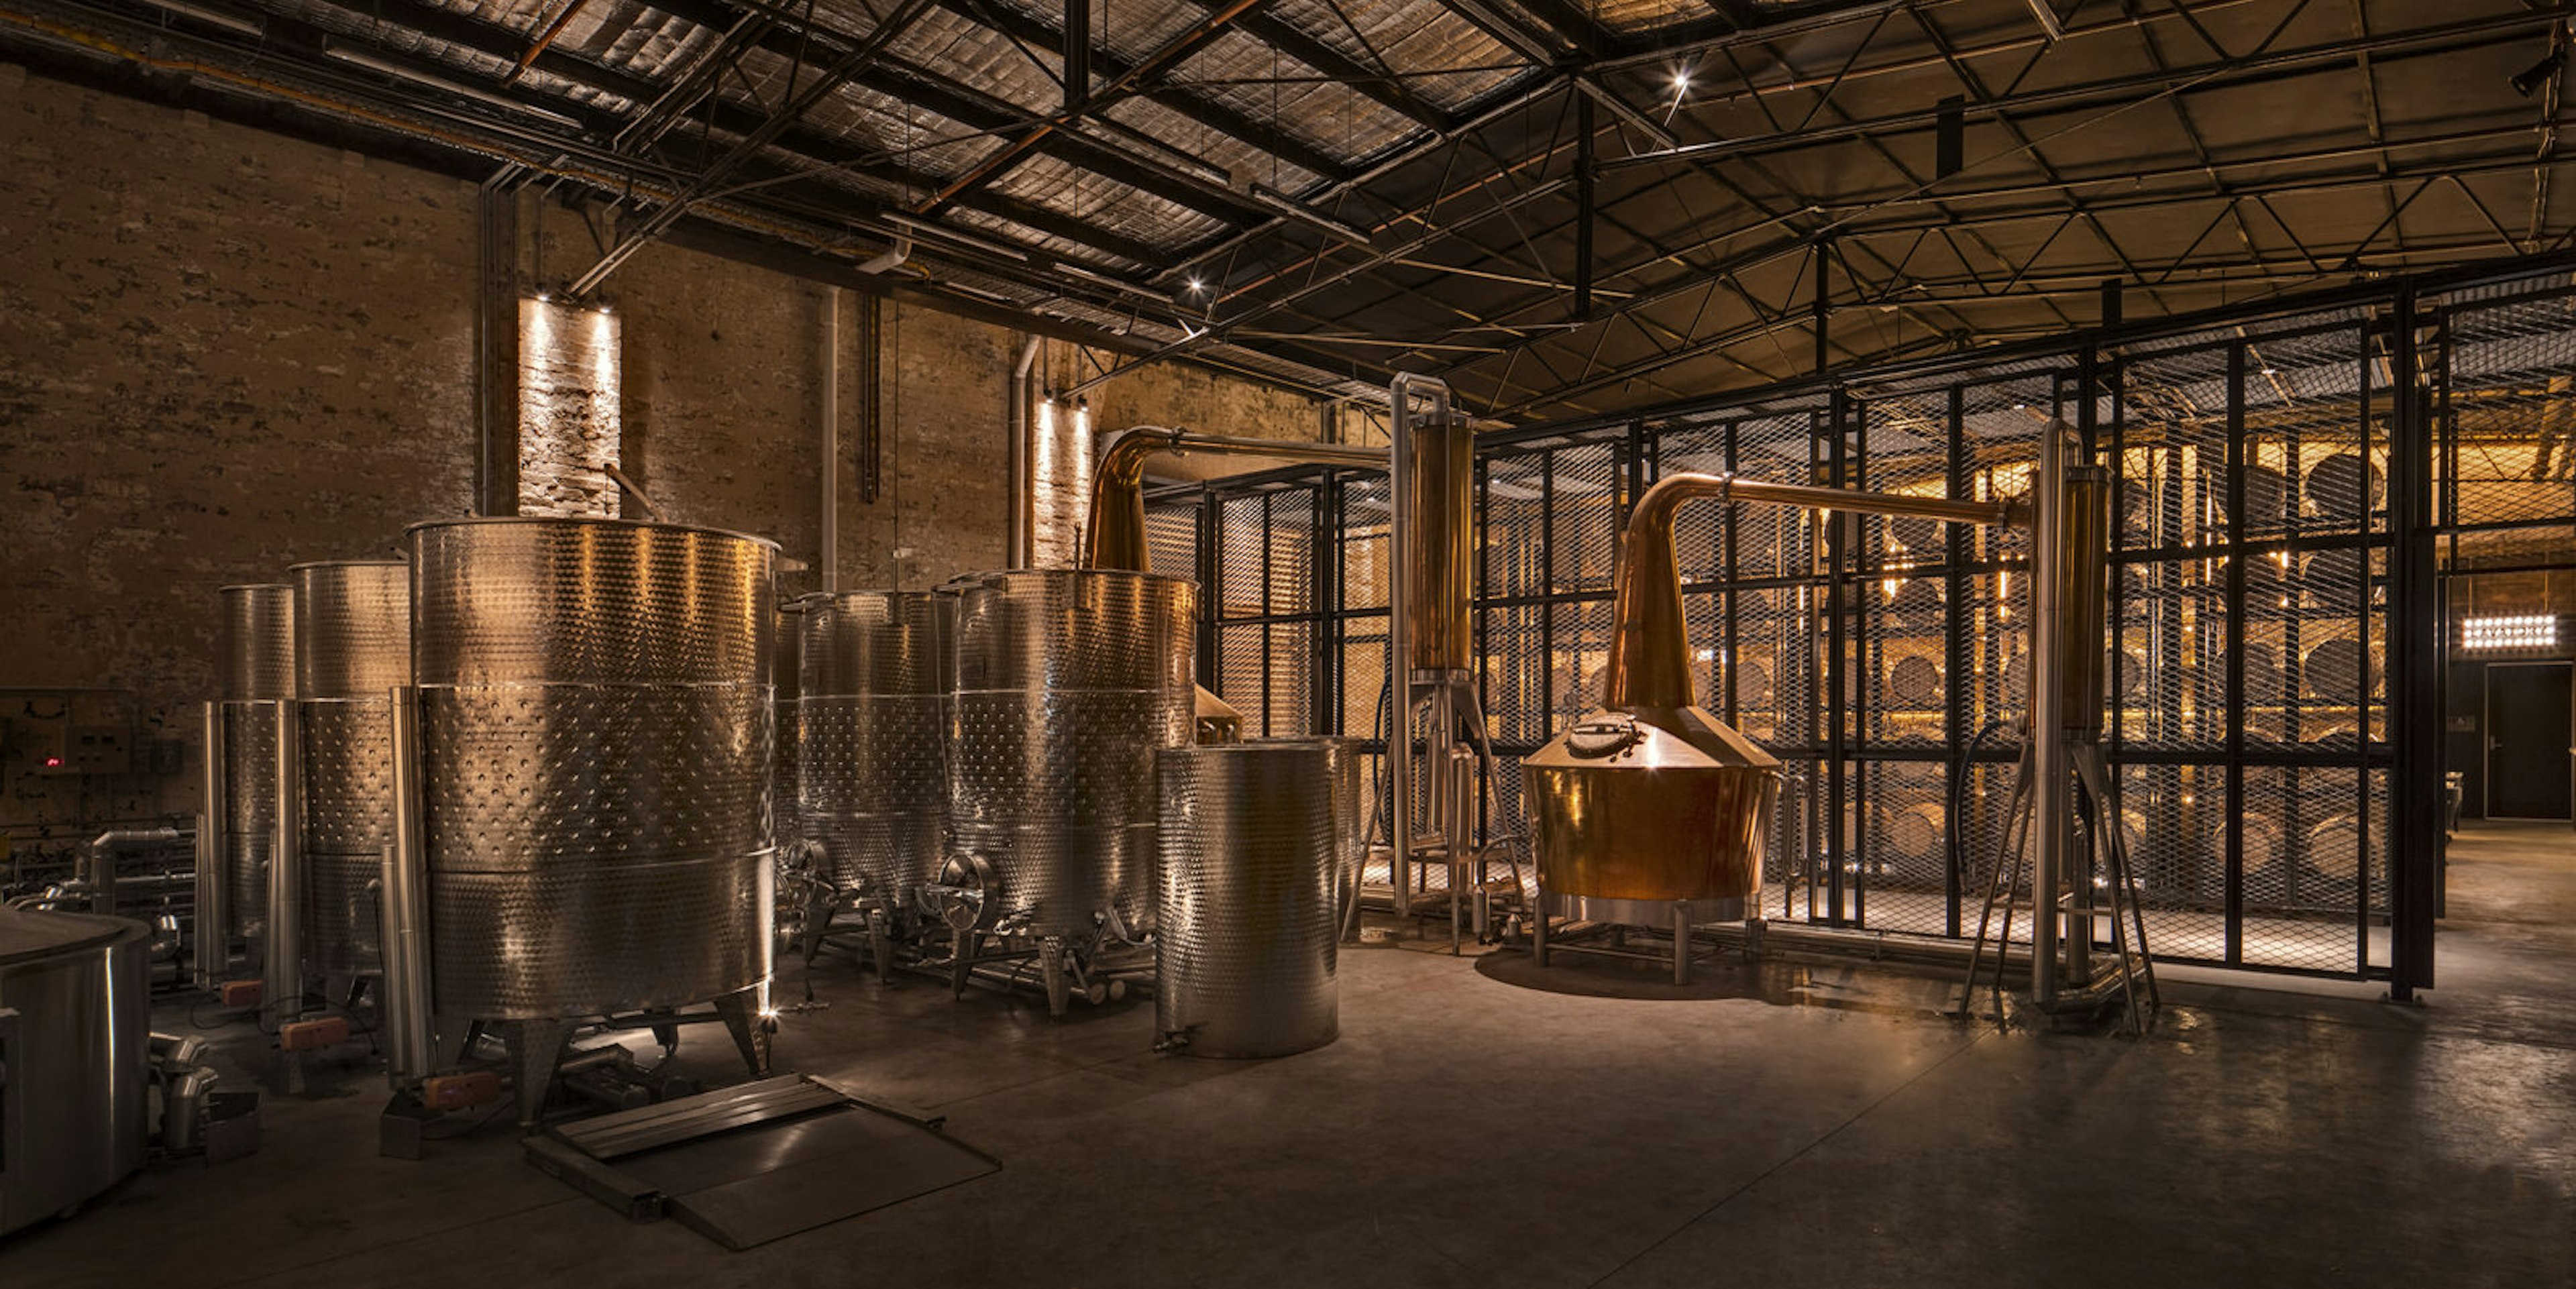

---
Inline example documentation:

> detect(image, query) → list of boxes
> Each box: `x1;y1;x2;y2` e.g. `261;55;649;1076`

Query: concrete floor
8;827;2574;1289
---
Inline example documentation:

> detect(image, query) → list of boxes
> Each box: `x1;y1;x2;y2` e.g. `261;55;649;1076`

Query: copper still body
1525;472;2023;930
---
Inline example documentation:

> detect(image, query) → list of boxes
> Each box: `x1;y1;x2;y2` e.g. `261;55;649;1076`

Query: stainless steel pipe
264;701;304;1018
2030;421;2068;1005
195;701;227;989
382;685;435;1084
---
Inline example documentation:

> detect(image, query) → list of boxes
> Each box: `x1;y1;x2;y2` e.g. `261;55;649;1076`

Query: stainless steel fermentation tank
288;561;408;1002
390;518;777;1127
0;906;151;1236
796;589;951;974
943;569;1194;1015
1154;740;1351;1058
1526;472;2023;984
197;583;294;987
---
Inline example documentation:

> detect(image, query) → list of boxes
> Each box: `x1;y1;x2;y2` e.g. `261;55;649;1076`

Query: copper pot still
1524;472;2021;915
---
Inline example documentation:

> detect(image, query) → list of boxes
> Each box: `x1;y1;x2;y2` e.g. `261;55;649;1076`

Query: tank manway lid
0;906;149;966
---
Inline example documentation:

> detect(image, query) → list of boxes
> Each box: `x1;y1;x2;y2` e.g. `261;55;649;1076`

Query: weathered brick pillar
517;296;621;518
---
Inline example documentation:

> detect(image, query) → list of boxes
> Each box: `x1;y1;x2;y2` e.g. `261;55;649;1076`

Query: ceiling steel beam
201;0;1177;268
1599;8;2565;173
1471;230;2556;421
645;0;1275;225
569;0;942;295
938;0;1348;179
1169;0;1452;131
1440;143;2576;402
918;0;1265;215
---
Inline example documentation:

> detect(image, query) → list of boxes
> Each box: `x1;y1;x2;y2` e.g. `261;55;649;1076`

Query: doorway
2485;661;2573;820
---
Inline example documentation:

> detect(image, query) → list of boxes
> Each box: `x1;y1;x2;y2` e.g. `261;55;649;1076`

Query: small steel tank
949;569;1195;936
409;518;777;1021
0;907;151;1236
1154;740;1346;1058
217;583;295;945
290;560;408;984
798;590;951;899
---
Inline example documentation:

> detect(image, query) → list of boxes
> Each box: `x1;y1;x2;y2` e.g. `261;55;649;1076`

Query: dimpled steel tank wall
407;518;777;1021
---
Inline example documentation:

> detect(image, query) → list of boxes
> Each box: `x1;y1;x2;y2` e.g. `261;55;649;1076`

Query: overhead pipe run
1008;336;1041;569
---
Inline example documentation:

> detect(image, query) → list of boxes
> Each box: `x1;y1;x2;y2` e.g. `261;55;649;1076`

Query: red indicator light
44;756;62;768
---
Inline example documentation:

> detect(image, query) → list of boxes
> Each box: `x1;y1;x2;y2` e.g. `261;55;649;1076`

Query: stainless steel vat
0;907;151;1236
218;583;294;944
1154;740;1344;1058
797;590;951;897
948;569;1194;936
408;518;777;1020
290;560;408;983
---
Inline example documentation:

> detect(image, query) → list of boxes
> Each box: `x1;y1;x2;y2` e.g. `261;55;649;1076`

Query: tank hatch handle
1566;716;1643;759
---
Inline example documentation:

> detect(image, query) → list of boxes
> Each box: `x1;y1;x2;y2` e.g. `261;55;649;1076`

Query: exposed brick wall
517;296;621;518
0;66;1356;848
0;74;478;832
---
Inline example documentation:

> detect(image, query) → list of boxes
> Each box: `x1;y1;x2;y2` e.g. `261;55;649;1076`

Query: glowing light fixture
2461;614;2557;652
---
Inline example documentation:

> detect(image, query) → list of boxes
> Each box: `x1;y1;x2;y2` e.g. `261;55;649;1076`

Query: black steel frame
1143;254;2576;993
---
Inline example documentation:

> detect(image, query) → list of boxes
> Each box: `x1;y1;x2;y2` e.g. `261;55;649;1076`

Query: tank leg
504;1017;566;1133
866;905;894;985
711;990;772;1078
1040;936;1071;1019
1532;884;1550;967
1672;902;1691;987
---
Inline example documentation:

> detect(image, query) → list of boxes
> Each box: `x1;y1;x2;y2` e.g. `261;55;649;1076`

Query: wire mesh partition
1138;258;2576;989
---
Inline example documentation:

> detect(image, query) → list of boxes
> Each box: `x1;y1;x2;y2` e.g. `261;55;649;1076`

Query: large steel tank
797;590;951;898
1154;740;1346;1058
948;569;1194;936
217;583;294;945
290;560;407;983
0;907;151;1236
408;518;776;1020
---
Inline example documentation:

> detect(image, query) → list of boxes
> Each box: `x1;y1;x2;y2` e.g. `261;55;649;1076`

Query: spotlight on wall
2512;46;2567;99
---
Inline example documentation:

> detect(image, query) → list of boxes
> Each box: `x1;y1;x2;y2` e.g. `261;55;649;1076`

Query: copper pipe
1081;427;1383;571
1603;472;2028;711
507;0;596;82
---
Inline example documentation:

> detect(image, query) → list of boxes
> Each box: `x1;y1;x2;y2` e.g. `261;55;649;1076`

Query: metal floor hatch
525;1074;999;1249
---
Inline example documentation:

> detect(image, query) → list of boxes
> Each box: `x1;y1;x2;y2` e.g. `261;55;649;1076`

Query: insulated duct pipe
1605;473;2027;710
1008;336;1042;568
1081;426;1386;571
85;826;182;917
